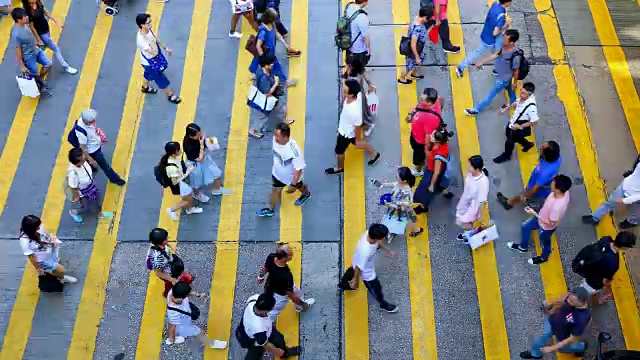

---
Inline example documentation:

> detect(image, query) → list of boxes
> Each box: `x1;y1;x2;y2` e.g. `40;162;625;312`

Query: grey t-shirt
10;25;37;59
345;3;369;54
494;48;521;82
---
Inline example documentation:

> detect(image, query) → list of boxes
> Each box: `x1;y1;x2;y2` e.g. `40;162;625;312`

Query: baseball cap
570;287;589;304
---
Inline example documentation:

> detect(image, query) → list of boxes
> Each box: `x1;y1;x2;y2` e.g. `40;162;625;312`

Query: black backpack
154;163;178;188
38;273;64;293
572;237;611;278
510;49;529;80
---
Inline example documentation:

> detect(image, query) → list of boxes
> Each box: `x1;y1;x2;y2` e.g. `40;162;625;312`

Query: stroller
596;332;640;359
99;0;123;16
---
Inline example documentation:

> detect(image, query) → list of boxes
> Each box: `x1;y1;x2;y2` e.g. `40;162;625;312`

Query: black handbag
510;103;536;137
399;25;425;57
167;302;200;321
38;273;64;293
159;249;184;278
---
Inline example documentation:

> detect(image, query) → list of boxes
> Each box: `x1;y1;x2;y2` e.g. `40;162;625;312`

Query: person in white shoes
228;0;258;38
165;282;228;349
19;215;77;284
160;141;203;221
257;243;315;322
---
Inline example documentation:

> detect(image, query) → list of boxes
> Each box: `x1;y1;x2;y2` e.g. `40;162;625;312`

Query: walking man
493;82;537;163
73;109;126;186
409;87;443;176
339;223;398;313
344;0;371;69
257;123;310;217
11;7;52;95
464;28;521;115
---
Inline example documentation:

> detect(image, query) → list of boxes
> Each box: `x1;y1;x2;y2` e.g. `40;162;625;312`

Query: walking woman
378;167;424;237
455;155;490;243
19;215;77;284
135;13;181;104
398;6;431;84
247;8;296;87
66;148;113;224
183;123;231;202
228;0;259;38
161;141;202;221
22;0;77;74
413;127;454;214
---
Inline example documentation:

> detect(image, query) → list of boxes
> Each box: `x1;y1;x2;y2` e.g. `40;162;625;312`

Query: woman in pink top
431;0;460;53
455;155;490;243
507;174;572;265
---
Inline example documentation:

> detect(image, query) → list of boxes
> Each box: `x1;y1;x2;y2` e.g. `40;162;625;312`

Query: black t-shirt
183;137;201;162
29;7;50;36
584;237;619;290
264;253;294;296
548;299;591;341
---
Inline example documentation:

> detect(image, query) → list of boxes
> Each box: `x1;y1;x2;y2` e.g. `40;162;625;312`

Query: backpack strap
343;3;366;47
415;108;444;127
434;154;449;165
74;123;88;137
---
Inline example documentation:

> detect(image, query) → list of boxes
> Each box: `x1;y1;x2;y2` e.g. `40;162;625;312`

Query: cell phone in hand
371;179;383;188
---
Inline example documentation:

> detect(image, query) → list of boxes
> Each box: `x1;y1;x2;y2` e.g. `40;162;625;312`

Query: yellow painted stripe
65;2;165;358
204;20;253;360
448;0;511;358
391;2;438;359
276;0;308;357
0;7;113;359
0;0;23;64
134;0;212;357
538;0;640;349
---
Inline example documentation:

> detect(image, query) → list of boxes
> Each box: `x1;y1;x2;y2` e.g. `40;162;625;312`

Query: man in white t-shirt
493;82;538;164
339;223;398;313
257;123;311;217
325;79;381;175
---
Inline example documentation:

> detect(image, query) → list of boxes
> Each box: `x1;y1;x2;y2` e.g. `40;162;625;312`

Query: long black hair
20;214;42;243
469;155;489;176
183;123;201;156
22;0;44;14
160;141;181;169
397;166;416;187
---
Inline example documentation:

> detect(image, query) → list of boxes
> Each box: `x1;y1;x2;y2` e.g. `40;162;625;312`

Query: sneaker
364;124;375;137
464;108;478;116
493;154;510;164
209;340;228;349
442;191;454;199
519;351;542;359
211;187;232;196
69;210;84;224
185;207;203;215
228;31;243;39
257;208;275;217
455;67;463;78
410;168;424;177
456;233;465;241
165;336;186;345
383;304;399;313
295;193;311;206
284;346;302;357
443;46;461;53
193;192;211;203
581;214;599;225
521;142;535;152
65;66;78;75
367;152;381;166
297;298;316;312
492;69;498;76
507;241;527;253
496;192;513;210
166;208;179;221
62;275;78;283
528;256;547;265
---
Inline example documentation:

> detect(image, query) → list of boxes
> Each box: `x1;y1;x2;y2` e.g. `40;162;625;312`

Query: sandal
168;94;182;104
324;167;344;175
285;119;295;125
249;129;264;139
141;85;158;94
409;228;424;237
287;49;302;57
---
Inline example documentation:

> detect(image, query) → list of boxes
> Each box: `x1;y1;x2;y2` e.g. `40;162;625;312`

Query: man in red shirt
409;87;443;176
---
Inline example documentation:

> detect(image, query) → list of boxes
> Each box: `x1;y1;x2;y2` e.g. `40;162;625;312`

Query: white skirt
178;181;193;197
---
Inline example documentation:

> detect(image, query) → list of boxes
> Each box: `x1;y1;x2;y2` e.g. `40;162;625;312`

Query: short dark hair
553;174;572;193
275;122;291;138
418;5;433;18
422;87;438;103
135;13;150;28
613;232;636;249
11;7;26;22
344;79;361;97
149;228;168;246
259;54;276;67
499;0;512;4
522;82;535;94
172;282;191;299
541;141;560;163
261;8;278;24
255;293;276;311
368;223;389;240
68;147;84;164
505;28;519;43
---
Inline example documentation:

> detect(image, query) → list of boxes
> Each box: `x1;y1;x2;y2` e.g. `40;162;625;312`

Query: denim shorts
37;248;60;272
142;65;170;89
24;48;52;76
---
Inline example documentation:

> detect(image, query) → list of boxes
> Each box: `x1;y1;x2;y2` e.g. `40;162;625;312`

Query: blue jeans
23;48;52;76
457;40;498;72
521;216;555;260
40;32;70;68
474;79;516;112
530;318;586;357
90;148;124;183
592;183;640;224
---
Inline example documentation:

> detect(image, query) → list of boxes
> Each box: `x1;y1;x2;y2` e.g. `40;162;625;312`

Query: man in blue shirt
455;0;512;78
497;141;561;210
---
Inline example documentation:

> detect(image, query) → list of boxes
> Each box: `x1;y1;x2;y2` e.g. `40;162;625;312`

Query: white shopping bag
381;211;408;236
247;84;278;113
205;136;220;151
230;0;253;14
467;224;500;250
16;74;40;98
366;91;379;116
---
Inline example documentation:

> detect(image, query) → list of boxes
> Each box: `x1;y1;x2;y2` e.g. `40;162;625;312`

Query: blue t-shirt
480;2;506;45
548;301;591;342
526;156;562;198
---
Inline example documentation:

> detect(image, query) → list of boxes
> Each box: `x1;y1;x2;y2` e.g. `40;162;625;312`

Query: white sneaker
166;208;179;221
62;275;78;284
193;192;211;203
165;336;185;345
185;207;203;215
364;124;375;137
296;298;316;312
410;168;424;177
209;340;228;349
211;187;232;196
65;66;78;74
228;31;243;39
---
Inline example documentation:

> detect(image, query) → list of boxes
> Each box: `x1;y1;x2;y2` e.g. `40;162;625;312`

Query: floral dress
388;183;418;222
405;22;426;72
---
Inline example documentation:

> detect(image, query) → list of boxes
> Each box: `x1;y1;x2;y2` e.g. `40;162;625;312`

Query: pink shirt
538;191;570;231
432;0;448;21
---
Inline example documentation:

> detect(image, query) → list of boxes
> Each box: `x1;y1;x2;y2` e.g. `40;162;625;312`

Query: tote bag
16;73;40;98
467;224;500;250
247;84;278;113
366;91;379;117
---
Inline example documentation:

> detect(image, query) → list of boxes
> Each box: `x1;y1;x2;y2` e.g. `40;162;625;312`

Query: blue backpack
434;154;456;188
67;123;87;148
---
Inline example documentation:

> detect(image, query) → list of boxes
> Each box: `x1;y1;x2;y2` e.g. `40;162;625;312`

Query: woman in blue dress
398;6;432;84
248;8;297;87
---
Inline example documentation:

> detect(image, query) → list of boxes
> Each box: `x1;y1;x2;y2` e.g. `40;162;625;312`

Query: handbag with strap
140;31;168;73
78;165;100;201
247;72;279;114
245;28;269;57
167;302;200;321
509;102;536;137
399;24;425;57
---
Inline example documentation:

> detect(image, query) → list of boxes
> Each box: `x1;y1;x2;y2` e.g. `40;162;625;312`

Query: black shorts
272;175;303;189
346;51;370;68
410;134;426;166
335;133;356;155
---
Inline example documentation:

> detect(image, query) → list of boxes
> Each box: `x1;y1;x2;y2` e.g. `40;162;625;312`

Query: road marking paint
391;2;438;359
0;0;23;64
134;0;212;356
276;0;308;356
65;2;165;358
539;0;640;349
448;0;511;358
0;6;113;359
204;20;253;360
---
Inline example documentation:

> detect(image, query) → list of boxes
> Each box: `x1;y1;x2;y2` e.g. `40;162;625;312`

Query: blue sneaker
464;108;479;116
69;210;84;224
294;193;311;206
257;208;275;217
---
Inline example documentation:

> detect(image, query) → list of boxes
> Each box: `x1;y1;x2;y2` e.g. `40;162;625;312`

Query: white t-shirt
166;290;193;327
272;138;305;185
19;230;54;263
137;30;158;66
508;95;538;128
351;231;378;281
242;294;273;346
338;95;363;139
75;118;102;154
67;162;94;194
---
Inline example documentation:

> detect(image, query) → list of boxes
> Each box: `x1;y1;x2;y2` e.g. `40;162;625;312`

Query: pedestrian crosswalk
0;0;639;358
